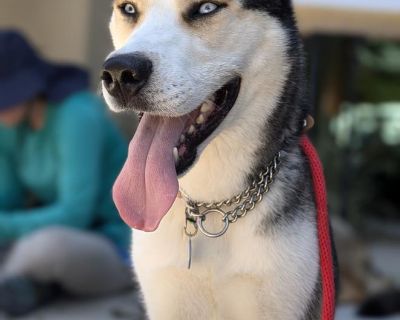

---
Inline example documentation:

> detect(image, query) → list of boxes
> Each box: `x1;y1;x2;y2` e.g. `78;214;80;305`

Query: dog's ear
242;0;294;22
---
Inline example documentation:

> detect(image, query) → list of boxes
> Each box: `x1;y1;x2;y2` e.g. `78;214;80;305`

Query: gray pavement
0;291;144;320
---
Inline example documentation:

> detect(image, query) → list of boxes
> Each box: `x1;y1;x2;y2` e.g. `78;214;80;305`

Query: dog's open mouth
113;77;241;232
172;77;242;175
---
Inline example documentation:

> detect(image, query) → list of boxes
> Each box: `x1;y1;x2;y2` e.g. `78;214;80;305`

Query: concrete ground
2;297;399;320
0;291;144;320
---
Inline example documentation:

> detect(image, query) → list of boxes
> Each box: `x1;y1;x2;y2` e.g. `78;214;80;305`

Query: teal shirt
0;92;130;249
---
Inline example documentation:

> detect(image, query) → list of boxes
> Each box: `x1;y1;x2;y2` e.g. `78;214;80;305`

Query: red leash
300;136;336;320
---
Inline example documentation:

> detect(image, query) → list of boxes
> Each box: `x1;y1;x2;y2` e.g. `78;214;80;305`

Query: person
0;30;132;317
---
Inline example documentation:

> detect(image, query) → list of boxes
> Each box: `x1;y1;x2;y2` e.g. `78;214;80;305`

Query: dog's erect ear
242;0;294;22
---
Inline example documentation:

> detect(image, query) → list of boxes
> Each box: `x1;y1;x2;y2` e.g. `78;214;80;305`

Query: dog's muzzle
102;53;153;105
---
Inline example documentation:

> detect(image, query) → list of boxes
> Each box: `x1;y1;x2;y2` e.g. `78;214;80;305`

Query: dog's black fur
244;0;295;24
243;2;338;318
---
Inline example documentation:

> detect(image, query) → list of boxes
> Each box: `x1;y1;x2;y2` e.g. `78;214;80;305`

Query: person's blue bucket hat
0;30;89;111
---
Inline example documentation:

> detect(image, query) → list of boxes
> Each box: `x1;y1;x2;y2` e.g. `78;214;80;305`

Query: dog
101;1;337;319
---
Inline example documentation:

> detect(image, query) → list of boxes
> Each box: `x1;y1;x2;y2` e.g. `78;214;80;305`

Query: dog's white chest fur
132;193;320;320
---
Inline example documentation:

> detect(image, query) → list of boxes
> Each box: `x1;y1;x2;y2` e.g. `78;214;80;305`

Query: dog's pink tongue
113;114;186;232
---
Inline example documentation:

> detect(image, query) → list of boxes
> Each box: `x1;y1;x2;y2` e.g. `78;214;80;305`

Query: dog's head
103;0;304;231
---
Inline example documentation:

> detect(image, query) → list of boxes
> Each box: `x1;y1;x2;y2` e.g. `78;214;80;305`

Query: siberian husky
102;1;336;319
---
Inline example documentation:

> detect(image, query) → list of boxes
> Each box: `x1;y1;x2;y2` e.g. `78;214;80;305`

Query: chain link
183;152;281;238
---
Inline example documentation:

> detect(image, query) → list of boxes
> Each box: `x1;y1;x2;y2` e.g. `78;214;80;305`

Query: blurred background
0;0;400;319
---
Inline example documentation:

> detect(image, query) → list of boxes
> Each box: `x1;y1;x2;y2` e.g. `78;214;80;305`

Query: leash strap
300;136;336;320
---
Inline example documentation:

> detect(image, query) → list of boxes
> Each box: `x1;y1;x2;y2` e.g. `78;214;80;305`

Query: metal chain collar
182;152;281;239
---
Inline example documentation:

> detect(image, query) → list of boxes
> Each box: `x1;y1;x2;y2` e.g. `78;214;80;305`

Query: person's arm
0;156;26;211
0;127;26;210
0;99;104;242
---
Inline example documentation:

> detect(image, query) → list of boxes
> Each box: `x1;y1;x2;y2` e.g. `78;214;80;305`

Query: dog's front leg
215;274;265;320
139;269;216;320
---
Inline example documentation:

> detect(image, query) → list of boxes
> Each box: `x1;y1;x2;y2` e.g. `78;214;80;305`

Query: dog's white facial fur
106;0;290;201
107;0;262;113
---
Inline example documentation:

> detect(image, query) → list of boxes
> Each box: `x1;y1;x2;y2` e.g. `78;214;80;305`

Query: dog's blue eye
121;3;136;16
198;3;218;15
185;1;226;21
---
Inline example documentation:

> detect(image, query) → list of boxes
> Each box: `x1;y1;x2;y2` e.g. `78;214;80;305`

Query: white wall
0;0;115;80
0;0;94;64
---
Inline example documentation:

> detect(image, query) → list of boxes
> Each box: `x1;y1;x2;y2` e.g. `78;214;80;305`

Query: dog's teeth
180;135;186;143
196;115;205;125
173;147;179;163
201;101;214;113
188;125;196;135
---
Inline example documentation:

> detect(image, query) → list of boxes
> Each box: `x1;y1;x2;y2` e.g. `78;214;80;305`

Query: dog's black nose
102;53;153;101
